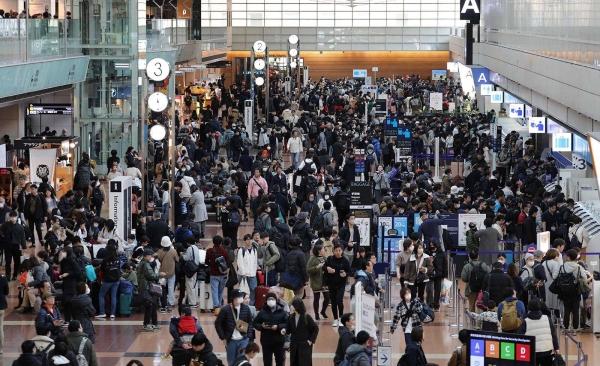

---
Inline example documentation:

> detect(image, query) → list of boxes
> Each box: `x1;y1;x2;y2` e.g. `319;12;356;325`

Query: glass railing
147;19;191;50
482;28;600;68
201;37;227;51
0;18;84;64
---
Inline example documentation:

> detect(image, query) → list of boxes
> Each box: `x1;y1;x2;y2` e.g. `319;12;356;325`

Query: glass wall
481;0;600;68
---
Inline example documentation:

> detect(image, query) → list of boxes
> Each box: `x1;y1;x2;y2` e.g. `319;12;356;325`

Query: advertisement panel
350;209;372;248
458;214;486;247
430;92;443;110
353;69;367;78
432;70;447;80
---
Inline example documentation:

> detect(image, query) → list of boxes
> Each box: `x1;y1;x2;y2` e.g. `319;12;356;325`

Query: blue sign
503;92;522;104
471;67;490;87
573;134;591;164
546;118;569;134
384;116;411;139
393;216;409;237
353;69;367;78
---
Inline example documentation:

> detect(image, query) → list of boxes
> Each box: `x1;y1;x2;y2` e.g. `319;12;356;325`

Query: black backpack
77;165;91;190
555;265;578;296
469;262;486;293
269;244;287;273
569;226;583;250
34;342;54;365
313;211;328;232
337;191;351;212
91;185;103;205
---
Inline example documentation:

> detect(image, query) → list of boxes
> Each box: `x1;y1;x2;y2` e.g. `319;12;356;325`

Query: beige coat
157;247;179;278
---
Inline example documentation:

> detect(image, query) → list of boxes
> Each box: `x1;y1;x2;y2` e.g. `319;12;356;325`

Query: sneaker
345;285;351;292
142;324;154;332
572;329;578;336
152;324;162;330
160;354;172;360
62;322;69;327
110;315;115;320
332;319;340;327
29;244;36;248
95;314;106;318
160;308;169;313
189;304;199;309
320;311;329;319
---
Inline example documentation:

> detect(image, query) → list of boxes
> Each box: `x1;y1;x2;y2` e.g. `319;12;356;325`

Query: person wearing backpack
206;235;231;312
66;320;99;366
333;182;351;228
559;249;589;335
482;261;514;308
221;197;241;250
341;330;371;366
292;212;318;263
516;299;560;365
447;329;468;366
497;287;526;333
86;176;105;215
390;287;423;351
568;216;589;252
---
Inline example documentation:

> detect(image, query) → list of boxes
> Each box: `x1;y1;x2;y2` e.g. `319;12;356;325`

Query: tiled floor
2;150;598;365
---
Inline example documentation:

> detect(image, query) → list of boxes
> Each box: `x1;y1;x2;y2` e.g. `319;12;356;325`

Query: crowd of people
1;73;591;366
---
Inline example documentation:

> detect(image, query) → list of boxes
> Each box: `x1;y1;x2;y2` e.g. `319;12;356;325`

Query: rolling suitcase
120;294;132;316
198;281;214;312
254;286;269;310
451;161;465;178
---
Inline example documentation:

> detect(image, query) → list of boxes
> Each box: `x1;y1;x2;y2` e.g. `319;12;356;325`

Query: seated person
162;306;204;360
123;234;137;259
35;292;64;339
17;257;54;314
121;263;138;290
132;236;150;262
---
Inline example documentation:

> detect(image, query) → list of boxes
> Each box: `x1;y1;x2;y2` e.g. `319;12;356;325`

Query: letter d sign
460;0;481;23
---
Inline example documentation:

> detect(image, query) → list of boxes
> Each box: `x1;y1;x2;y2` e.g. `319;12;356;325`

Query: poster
458;214;486;247
29;148;57;187
430;92;443;110
350;181;372;206
438;213;459;249
359;293;377;337
351;209;372;247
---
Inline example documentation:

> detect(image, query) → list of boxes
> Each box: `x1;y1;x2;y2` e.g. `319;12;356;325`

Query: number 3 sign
572;153;586;170
146;58;170;82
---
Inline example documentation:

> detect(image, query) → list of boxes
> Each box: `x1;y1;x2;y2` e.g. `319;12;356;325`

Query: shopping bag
441;278;453;296
239;278;250;294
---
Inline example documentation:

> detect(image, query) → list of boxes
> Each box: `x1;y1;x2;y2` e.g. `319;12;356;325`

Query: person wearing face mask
136;248;166;332
300;192;320;225
425;241;447;312
215;289;254;366
395;239;414;288
307;245;330;320
282;298;319;366
252;293;288;366
2;210;27;281
372;164;390;202
403;326;428;366
404;243;434;301
390;287;423;351
324;244;351;327
71;281;96;343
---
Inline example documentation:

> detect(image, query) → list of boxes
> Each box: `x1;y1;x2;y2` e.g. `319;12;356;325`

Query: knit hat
524;253;534;261
161;236;172;248
265;293;277;301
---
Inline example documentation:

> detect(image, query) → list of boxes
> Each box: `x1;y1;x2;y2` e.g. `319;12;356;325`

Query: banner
430;92;443;110
438;213;459;249
458;214;486;247
29;148;57;187
351;208;372;247
457;63;476;99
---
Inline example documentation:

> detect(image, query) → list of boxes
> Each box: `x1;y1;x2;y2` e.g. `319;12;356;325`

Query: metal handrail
553;314;588;366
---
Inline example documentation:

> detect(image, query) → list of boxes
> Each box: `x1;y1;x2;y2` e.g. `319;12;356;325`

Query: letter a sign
460;0;481;23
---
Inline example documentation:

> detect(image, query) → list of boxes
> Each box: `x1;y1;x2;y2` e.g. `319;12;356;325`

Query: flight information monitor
467;330;536;366
27;104;73;115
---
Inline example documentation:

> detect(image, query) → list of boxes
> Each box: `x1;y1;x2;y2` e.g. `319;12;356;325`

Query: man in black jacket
482;261;515;306
523;207;538;246
252;293;288;366
271;185;290;217
146;211;170;250
338;214;361;267
270;166;288;196
291;212;317;263
285;236;310;299
215;289;254;366
2;211;27;280
25;185;47;248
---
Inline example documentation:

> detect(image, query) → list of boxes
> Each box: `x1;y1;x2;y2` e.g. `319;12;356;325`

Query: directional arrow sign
377;346;391;366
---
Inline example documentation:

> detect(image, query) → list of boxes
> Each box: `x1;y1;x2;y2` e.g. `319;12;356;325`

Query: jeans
404;332;416;353
0;309;4;350
329;284;345;320
563;297;581;330
226;337;249;366
162;203;169;221
166;275;176;306
238;275;258;305
210;275;227;308
186;274;198;306
290;152;299;169
99;281;119;316
211;150;219;162
262;341;286;366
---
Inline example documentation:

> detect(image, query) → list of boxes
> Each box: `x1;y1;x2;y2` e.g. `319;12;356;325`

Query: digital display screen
467;330;536;366
27;104;72;115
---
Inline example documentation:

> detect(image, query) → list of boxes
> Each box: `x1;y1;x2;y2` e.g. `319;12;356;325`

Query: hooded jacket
345;344;372;366
335;326;356;363
252;302;289;344
352;270;377;297
190;341;219;366
71;294;96;343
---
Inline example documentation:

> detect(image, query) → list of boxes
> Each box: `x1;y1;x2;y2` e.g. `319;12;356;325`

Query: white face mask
60;252;67;260
526;261;534;267
409;245;414;252
405;295;411;301
235;298;243;306
267;300;276;308
85;287;91;295
149;258;155;263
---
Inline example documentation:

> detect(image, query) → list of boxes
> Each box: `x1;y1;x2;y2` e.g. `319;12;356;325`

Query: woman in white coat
542;248;561;316
188;185;208;237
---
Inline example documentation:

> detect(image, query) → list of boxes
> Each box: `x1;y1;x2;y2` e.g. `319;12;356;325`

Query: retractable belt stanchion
448;263;457;317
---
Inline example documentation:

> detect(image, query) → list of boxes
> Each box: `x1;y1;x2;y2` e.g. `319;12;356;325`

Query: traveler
96;244;121;320
71;282;96;343
157;236;179;310
447;329;468;366
215;289;254;366
403;326;428;366
188;184;209;238
36;292;64;338
25;185;47;248
307;245;330;320
516;299;560;364
257;232;280;287
482;261;514;307
2;210;27;280
232;342;261;366
541;248;560;316
474;218;502;265
237;234;259;305
404;242;433;300
292;212;317;263
497;287;526;333
182;238;200;308
339;214;360;267
66;320;98;366
207;235;231;311
284;298;320;366
286;235;310;300
390;287;423;351
252;293;288;366
417;211;444;248
334;313;356;365
507;262;525;301
13;340;42;366
560;249;589;335
186;333;219;366
137;248;166;331
344;330;372;366
324;244;351;326
461;250;490;312
31;324;55;354
146;211;170;250
395;239;413;288
426;240;447;311
469;300;500;332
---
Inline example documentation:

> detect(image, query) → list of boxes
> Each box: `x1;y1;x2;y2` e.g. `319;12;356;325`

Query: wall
24;90;72;135
226;50;450;82
0;103;23;143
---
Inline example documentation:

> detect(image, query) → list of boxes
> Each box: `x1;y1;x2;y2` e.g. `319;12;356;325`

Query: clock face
290;61;298;68
288;48;298;57
254;59;266;70
146;58;170;82
253;40;267;53
148;92;169;112
288;35;298;45
255;77;265;86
